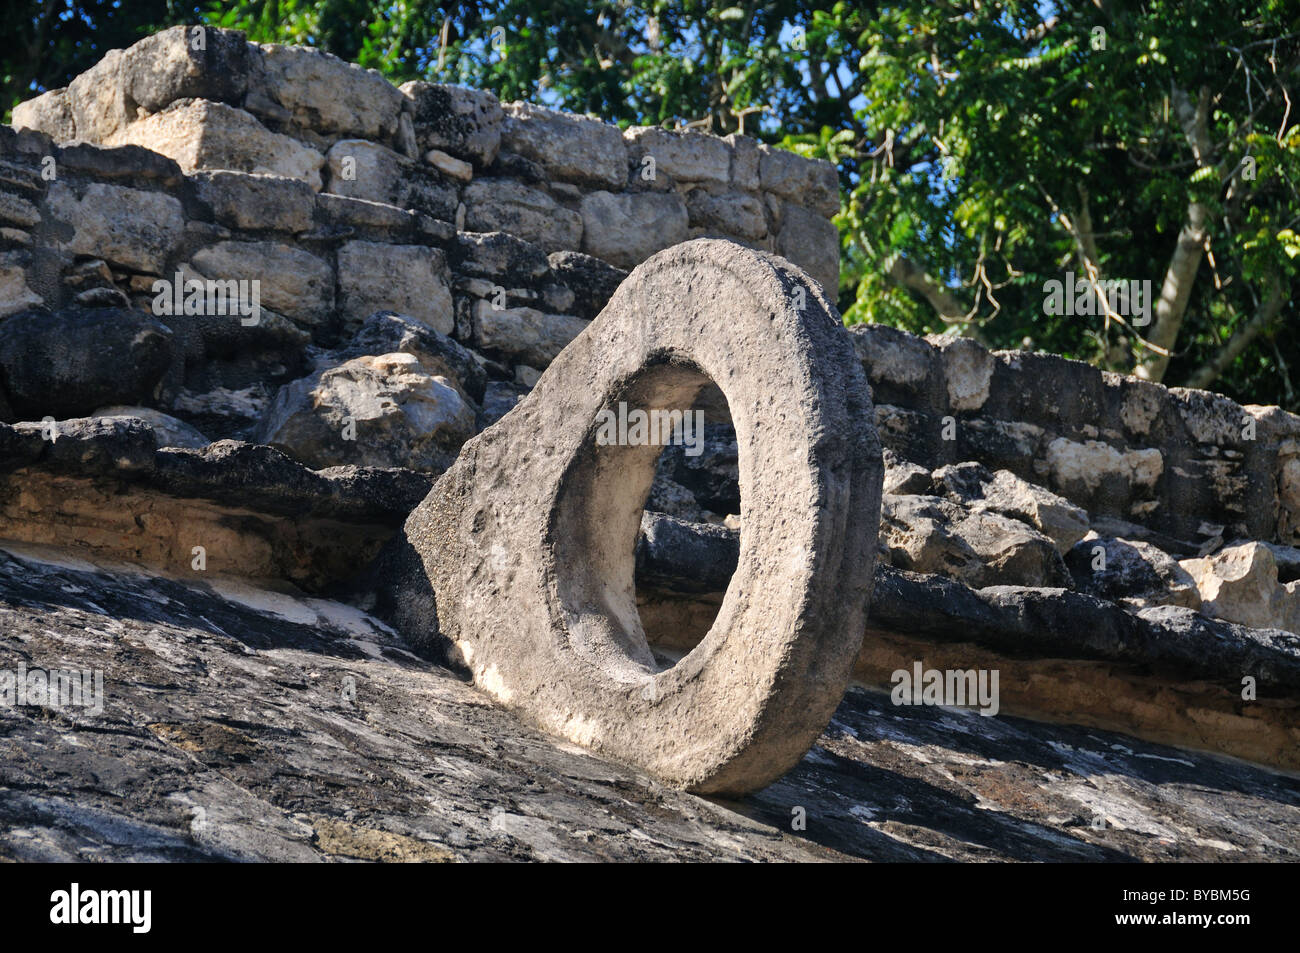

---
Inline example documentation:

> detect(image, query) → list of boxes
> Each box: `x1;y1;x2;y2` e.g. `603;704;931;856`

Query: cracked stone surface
1;545;1296;862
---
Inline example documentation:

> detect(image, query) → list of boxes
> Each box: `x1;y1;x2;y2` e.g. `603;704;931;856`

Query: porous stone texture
253;43;404;142
257;352;476;472
336;241;453;335
190;240;334;329
107;100;326;188
0;306;173;418
10;88;76;141
624;126;731;186
5;545;1297;862
469;300;589;369
579;190;690;270
324;139;457;220
932;462;1090;554
463;178;582;252
46;181;184;273
1181;542;1300;633
92;405;210;449
501;102;627;189
190;170;315;233
391;239;882;794
402;81;503;167
1067;535;1201;610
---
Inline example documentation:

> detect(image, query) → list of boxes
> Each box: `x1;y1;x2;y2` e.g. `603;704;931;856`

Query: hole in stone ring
548;356;738;684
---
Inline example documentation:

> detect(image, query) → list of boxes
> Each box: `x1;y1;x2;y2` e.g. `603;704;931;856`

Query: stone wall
10;25;839;291
851;324;1300;552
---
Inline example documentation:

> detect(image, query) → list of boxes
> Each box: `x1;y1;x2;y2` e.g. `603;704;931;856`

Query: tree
801;0;1298;404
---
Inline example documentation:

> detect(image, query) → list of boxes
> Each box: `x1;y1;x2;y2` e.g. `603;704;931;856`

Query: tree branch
1185;276;1286;390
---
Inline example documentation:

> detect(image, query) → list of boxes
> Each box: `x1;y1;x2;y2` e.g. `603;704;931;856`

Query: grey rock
685;187;767;241
623;126;731;186
470;299;588;369
579;190;689;270
46;181;184;274
451;231;550;283
107;100;326;189
463;178;582;252
92;405;210;449
774;201;839;294
882;494;1071;589
191;170;316;234
0;306;172;419
545;250;628;321
340;311;486;404
120;25;253;113
190;240;334;329
392;239;881;795
257;352;477;473
336;241;453;336
402;82;503;167
758;144;839;218
501;101;627;189
1067;535;1201;610
10;88;76;141
324;139;458;221
933;462;1090;553
636;511;738;594
253;42;404;141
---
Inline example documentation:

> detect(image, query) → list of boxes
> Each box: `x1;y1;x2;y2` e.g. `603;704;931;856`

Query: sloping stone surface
1;545;1296;862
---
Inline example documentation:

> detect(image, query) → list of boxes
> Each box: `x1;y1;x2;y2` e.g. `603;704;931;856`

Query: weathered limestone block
470;299;588;368
579;190;689;270
190;240;333;327
932;462;1090;553
402;82;503;167
758;144;839;218
1045;436;1163;503
340;311;486;404
337;241;453;336
395;239;881;795
1067;535;1201;610
546;250;628;321
68;49;133;143
882;448;932;496
252;43;404;142
1181;542;1300;633
121;25;253;113
0;191;41;229
10;88;76;141
775;202;839;294
324;139;457;220
46;181;184;274
453;231;550;282
623;127;731;186
463;179;582;253
848;324;939;402
108;100;326;189
257;352;476;472
933;334;996;412
881;494;1070;588
501;102;627;189
190;171;316;233
685;187;767;241
726;133;761;191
